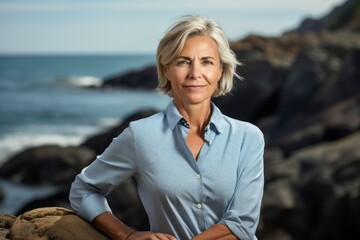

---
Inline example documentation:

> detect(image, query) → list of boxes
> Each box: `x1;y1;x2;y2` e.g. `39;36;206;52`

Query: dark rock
261;131;360;240
0;187;3;202
0;146;95;185
102;65;157;90
270;92;360;156
215;34;302;122
267;32;360;154
292;0;360;33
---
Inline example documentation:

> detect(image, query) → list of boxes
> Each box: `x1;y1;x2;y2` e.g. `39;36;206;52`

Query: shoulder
222;115;264;140
128;111;166;131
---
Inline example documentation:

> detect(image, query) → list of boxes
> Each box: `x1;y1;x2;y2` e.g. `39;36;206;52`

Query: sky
0;0;346;55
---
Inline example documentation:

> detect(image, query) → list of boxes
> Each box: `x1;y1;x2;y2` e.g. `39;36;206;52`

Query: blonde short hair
156;15;240;97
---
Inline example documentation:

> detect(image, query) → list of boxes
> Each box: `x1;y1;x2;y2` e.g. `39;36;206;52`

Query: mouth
183;85;206;90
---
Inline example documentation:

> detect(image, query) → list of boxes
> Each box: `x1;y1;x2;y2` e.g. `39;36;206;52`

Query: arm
69;127;137;221
216;127;265;240
70;126;177;240
93;212;177;240
92;212;135;239
192;224;238;240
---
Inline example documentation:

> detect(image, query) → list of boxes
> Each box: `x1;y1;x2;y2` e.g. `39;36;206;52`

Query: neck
173;99;212;134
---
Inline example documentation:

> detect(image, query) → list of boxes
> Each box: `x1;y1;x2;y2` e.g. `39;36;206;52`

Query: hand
127;231;177;240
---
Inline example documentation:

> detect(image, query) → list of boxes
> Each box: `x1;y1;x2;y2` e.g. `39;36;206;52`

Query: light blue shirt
69;101;264;240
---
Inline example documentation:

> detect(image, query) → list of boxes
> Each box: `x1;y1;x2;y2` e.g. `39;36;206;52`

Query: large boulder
214;33;301;122
0;146;95;185
293;0;360;33
0;213;15;240
268;31;360;154
261;131;360;239
102;66;157;90
3;207;108;240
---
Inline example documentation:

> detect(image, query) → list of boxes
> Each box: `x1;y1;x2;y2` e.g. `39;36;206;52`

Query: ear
164;65;170;81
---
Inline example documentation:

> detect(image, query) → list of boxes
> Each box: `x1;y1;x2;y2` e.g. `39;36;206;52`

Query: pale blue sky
0;0;346;54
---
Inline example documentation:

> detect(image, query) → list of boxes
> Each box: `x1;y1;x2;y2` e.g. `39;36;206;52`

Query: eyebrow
175;56;216;60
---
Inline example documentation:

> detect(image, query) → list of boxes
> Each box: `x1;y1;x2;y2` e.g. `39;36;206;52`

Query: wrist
124;230;136;240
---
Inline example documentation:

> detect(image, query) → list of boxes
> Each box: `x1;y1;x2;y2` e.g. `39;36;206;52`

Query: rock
8;207;108;240
214;33;301;122
0;146;95;185
261;131;360;239
102;65;157;90
275;31;360;121
269;92;360;155
230;33;302;69
293;0;360;33
0;213;15;240
0;187;3;202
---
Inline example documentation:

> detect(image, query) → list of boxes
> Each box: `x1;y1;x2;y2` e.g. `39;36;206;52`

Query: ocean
0;54;171;165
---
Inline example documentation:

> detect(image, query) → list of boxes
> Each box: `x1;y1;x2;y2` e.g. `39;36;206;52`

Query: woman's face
165;35;223;107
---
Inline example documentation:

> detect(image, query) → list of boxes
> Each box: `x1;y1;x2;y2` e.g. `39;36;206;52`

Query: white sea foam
0;133;84;165
0;118;121;166
56;75;103;87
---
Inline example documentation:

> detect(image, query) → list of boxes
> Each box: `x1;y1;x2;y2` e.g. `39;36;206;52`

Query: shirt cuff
220;220;257;240
79;193;112;222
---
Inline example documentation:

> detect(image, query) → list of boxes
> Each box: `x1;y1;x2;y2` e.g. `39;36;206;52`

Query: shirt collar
165;101;225;134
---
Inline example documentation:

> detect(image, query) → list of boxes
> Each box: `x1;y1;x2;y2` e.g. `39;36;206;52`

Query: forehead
179;35;220;57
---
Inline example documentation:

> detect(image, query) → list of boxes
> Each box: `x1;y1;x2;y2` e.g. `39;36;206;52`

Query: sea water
0;55;171;165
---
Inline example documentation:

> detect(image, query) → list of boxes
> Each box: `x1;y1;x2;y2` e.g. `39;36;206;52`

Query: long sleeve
69;126;137;222
219;127;265;240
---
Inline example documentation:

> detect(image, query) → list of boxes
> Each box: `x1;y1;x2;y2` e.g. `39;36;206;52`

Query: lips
183;85;206;89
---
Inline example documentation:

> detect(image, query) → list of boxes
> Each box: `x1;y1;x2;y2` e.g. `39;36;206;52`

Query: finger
153;233;168;240
162;233;177;240
153;233;176;240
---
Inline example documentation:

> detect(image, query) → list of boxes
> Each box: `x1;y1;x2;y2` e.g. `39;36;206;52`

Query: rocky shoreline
1;0;360;239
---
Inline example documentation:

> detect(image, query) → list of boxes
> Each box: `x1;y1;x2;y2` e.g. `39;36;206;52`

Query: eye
176;60;190;66
203;59;214;65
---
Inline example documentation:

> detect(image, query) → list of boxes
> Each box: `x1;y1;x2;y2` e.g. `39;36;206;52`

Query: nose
188;61;201;80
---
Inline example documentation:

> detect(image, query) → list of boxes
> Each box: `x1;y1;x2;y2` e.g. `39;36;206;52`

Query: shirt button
196;203;202;209
195;174;201;179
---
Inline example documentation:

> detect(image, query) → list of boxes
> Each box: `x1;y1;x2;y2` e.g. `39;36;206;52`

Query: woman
70;15;264;240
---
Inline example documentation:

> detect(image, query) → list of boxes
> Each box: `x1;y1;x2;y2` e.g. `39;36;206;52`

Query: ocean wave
0;118;121;166
0;133;84;166
55;75;103;87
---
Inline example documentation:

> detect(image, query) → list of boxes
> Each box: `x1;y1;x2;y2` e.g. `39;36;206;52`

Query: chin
184;96;211;105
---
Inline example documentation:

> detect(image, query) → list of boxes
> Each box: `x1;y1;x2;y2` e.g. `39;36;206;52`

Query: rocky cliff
1;0;360;239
